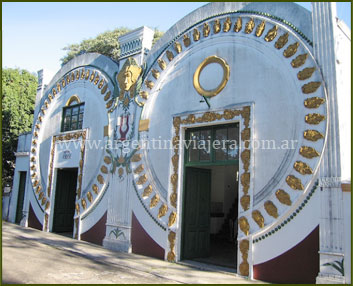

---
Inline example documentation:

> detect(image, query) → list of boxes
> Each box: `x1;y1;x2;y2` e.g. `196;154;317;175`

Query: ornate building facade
8;2;350;284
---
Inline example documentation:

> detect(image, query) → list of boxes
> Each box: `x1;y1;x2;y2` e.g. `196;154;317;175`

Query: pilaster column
312;3;345;284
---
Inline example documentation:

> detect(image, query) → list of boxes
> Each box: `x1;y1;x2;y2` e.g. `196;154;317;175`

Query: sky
2;2;351;81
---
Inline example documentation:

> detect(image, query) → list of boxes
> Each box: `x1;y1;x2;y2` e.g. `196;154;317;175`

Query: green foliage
61;27;164;65
2;68;37;185
323;259;344;276
152;28;164;46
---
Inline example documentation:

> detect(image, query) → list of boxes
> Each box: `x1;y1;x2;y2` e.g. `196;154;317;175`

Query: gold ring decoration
193;55;230;97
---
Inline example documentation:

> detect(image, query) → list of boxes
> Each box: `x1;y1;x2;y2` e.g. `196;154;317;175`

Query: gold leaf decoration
170;192;177;208
118;167;124;177
134;164;144;174
166;50;174;62
239;239;249;257
167;251;176;262
238;216;250;235
291;53;308;68
255;20;266;37
241;172;250;194
152;69;160;79
286;175;304;190
297;67;316;80
87;191;93;203
104;91;111;101
81;198;87;210
304;97;325;109
38;191;44;200
305;113;325;124
101;165;108;174
45;201;50;211
252;210;265;228
140;91;149;100
239;261;249;276
275;189;292;206
41;197;47;206
150;194;160;208
106;99;114;109
303;130;324;141
142;185;153;198
145;80;154;90
75;203;80;215
168;212;177;227
245;18;255;34
240;195;250;211
294;161;313;175
98;79;105;89
131;153;142;162
283;42;299;58
264;201;278;218
158;204;168;218
158;59;167;70
36;186;41;194
223;17;232;32
174;42;182;54
213;19;221;34
97;174;104;185
275;32;289;49
203;22;210;37
241;149;250;172
193;28;200;41
183;34;191;47
264;25;278;42
302;81;321;94
234;17;242;32
300;146;320;159
104;156;112;164
241;127;251;142
136;174;147;185
94;75;100;85
92;184;99;194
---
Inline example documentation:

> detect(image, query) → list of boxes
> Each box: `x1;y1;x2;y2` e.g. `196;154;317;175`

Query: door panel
182;167;211;259
53;169;78;233
15;172;27;224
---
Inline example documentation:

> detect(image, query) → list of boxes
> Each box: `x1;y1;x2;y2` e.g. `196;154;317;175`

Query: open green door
15;172;27;224
182;167;211;259
53;168;78;233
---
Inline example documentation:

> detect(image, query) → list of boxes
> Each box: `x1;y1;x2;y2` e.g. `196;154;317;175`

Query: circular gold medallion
193;55;230;97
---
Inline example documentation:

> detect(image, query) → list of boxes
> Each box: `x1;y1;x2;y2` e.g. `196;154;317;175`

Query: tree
61;27;164;65
2;68;37;186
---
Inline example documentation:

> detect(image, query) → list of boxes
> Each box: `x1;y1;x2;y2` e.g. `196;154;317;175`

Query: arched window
61;95;85;132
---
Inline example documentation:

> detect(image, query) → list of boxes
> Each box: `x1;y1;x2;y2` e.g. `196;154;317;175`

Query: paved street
2;222;264;284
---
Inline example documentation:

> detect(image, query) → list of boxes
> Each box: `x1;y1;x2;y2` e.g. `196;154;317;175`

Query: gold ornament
303;130;324;141
183;34;191;47
131;153;142;162
100;165;108;174
92;184;99;194
140;91;149;100
104;156;112;164
304;97;325;109
241;172;250;194
294;161;313;175
283;42;299;58
239;261;249;276
145;80;154;90
134;164;144;174
264;25;278;42
193;28;200;41
255;20;266;37
158;59;167;70
275;32;289;49
142;185;153;198
291;54;308;68
158;204;168;218
213;19;221;34
245;18;255;34
150;194;160;208
300;146;320;159
87;191;93;203
238;216;250;235
305;113;325;124
152;69;160;79
302;81;321;94
168;212;177;227
174;42;182;54
297;67;316;80
81;198;87;210
223;17;232;32
252;210;264;228
276;189;292;206
234;17;242;32
203;22;210;37
97;174;104;185
240;195;250;211
136;174;147;185
264;201;278;218
166;50;174;62
286;175;304;190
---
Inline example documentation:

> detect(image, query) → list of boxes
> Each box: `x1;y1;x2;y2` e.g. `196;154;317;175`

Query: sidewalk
2;222;265;284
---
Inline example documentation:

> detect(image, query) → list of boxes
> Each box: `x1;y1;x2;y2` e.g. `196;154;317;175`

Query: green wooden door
182;167;211;259
53;169;78;233
15;171;27;224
